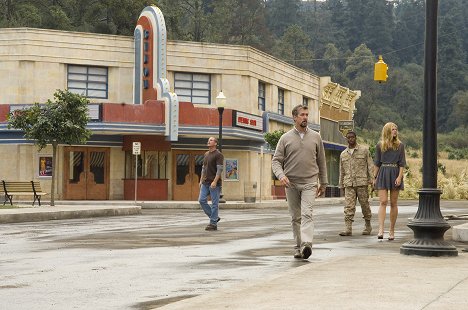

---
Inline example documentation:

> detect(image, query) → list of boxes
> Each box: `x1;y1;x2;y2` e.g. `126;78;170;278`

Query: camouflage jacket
339;144;373;188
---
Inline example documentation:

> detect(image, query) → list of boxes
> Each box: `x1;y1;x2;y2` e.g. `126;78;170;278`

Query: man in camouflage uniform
338;131;374;236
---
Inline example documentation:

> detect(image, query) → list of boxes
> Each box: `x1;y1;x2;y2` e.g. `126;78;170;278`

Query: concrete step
452;222;468;242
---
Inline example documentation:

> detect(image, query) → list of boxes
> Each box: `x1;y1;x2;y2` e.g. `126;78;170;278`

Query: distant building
0;6;359;201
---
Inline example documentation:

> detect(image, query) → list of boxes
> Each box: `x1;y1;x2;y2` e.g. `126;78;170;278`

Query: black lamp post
216;91;226;203
400;0;457;257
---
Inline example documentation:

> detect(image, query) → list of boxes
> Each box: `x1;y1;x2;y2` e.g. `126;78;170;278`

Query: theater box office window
122;136;170;200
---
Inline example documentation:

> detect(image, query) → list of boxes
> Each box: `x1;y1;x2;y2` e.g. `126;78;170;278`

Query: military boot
362;220;372;235
339;221;352;236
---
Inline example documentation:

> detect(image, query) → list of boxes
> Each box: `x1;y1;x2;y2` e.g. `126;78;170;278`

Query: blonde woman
373;122;406;240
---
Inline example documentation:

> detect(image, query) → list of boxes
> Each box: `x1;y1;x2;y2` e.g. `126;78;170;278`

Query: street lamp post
400;0;457;257
216;91;226;203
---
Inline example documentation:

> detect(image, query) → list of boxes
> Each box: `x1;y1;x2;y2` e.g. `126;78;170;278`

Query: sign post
259;146;264;203
132;142;141;203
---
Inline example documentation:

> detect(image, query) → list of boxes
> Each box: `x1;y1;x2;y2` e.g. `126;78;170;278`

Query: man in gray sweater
272;104;328;259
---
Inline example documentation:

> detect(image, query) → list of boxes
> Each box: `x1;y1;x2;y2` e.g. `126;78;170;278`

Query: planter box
124;179;168;200
271;185;286;200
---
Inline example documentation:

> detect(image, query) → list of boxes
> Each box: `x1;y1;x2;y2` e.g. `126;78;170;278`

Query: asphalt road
1;200;467;310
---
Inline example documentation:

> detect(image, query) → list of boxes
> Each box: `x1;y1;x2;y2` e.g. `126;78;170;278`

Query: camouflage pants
344;186;372;222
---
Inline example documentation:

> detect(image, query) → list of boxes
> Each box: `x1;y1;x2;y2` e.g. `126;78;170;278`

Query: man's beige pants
285;182;317;249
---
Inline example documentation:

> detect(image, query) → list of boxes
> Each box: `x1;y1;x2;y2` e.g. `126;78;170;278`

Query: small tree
8;90;92;206
264;129;286;182
264;129;285;151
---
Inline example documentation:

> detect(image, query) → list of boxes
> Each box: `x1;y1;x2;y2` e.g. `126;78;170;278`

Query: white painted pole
134;154;137;203
260;146;263;203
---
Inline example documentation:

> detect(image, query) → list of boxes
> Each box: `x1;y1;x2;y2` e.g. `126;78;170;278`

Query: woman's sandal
388;231;395;241
377;232;384;239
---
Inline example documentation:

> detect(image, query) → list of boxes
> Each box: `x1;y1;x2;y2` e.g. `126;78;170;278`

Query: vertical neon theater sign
134;6;179;141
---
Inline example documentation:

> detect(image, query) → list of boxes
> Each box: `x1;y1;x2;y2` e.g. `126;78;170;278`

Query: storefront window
325;149;340;186
125;151;168;179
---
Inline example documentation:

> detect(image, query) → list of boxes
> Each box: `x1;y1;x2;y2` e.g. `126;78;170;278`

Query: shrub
401;162;467;200
264;129;285;151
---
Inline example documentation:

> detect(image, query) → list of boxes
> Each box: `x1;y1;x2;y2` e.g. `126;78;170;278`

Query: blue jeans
198;183;221;225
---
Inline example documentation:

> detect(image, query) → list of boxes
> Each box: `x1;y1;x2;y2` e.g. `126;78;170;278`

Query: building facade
0;6;359;201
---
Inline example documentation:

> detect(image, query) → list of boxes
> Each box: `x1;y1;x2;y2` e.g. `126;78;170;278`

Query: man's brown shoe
205;224;217;231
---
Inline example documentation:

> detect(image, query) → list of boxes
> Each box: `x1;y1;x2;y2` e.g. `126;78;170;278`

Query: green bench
2;181;47;206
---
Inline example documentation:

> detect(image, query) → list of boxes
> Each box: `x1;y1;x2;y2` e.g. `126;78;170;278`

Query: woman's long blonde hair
380;122;401;152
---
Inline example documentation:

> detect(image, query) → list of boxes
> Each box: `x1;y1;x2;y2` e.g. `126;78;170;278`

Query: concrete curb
140;198;346;209
0;197;350;224
0;205;141;224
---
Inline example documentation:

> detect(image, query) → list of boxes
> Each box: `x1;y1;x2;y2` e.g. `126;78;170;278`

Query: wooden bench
2;181;48;206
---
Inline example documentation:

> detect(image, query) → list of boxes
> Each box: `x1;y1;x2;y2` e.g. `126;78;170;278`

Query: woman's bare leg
378;189;388;236
388;189;400;239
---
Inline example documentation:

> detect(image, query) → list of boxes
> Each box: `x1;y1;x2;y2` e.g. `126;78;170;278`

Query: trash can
244;181;257;203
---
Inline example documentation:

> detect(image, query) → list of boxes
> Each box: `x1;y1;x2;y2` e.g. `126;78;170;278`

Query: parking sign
132;142;141;155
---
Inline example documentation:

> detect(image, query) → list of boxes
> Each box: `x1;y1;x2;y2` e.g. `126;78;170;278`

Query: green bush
438;128;468;149
264;129;285;151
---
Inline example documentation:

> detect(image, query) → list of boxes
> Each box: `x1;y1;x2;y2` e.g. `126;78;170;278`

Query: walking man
272;104;328;259
338;131;374;236
199;137;224;231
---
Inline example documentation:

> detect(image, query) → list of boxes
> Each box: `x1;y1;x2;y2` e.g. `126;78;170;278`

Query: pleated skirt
375;166;404;190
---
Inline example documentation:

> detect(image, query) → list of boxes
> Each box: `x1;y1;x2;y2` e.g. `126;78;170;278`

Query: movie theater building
0;6;359;201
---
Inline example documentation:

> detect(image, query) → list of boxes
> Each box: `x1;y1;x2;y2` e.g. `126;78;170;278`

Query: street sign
338;120;354;136
132;142;141;155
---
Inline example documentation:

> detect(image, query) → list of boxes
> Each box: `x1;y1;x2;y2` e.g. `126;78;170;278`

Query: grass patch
402;158;468;199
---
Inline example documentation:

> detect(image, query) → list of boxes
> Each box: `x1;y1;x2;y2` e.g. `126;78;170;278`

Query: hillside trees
437;0;467;131
209;0;272;50
266;0;301;36
274;24;312;69
392;0;425;65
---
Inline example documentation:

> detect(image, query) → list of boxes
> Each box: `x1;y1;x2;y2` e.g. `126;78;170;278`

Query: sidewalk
157;252;468;310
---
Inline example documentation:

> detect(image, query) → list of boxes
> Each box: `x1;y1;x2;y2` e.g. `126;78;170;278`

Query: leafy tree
209;0;273;50
437;0;467;132
316;43;348;82
0;1;42;27
159;0;212;41
392;0;425;65
383;63;424;129
361;0;394;55
300;1;333;63
8;90;92;206
343;0;368;50
343;43;374;80
264;129;285;151
274;24;312;68
43;5;73;30
449;91;468;129
322;0;348;51
266;0;301;37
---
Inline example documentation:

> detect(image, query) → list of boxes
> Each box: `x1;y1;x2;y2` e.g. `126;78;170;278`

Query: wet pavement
1;200;467;309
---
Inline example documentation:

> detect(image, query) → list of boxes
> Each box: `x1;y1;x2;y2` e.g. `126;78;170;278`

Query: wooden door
172;150;205;201
63;147;110;200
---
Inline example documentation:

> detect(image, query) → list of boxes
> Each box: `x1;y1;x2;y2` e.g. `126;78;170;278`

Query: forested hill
1;0;467;133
